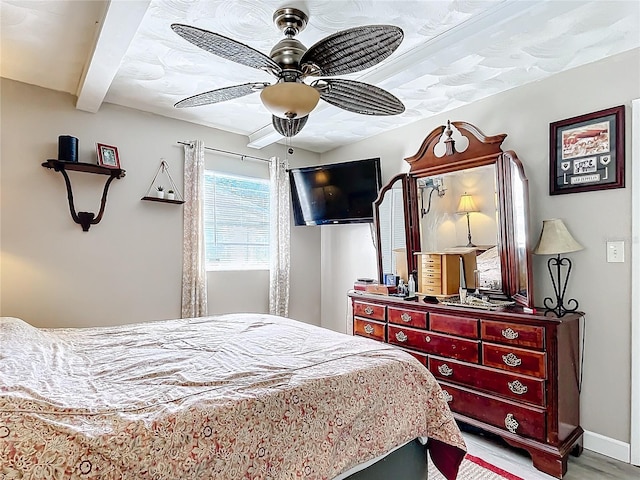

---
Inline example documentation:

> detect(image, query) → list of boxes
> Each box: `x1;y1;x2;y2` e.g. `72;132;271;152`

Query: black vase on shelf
58;135;78;163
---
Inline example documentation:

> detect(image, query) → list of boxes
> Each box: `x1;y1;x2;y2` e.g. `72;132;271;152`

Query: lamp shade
533;218;583;255
260;82;320;119
457;193;478;213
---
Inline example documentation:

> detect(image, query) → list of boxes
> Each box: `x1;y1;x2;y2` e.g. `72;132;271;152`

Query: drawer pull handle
502;352;522;367
364;324;374;335
395;331;408;343
400;313;412;323
425;335;431;343
505;413;519;433
502;328;519;340
508;380;528;395
441;390;453;403
438;364;453;376
364;307;374;315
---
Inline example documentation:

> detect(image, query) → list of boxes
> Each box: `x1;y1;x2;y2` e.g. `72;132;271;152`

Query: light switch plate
606;241;624;263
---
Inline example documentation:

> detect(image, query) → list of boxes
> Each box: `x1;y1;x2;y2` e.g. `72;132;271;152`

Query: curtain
181;140;208;318
269;156;290;317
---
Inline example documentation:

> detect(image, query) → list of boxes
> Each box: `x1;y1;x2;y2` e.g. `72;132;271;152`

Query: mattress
0;314;465;479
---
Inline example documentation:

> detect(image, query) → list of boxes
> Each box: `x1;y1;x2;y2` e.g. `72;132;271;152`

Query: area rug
428;453;524;480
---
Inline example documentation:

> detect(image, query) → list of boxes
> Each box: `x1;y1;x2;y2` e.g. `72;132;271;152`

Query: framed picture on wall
96;143;121;168
549;105;625;195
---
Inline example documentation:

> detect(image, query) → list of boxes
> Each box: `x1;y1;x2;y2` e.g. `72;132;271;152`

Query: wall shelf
141;196;185;205
42;159;126;231
141;160;184;205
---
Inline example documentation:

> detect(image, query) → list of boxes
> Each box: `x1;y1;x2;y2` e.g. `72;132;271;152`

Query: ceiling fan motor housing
273;7;308;37
270;38;307;71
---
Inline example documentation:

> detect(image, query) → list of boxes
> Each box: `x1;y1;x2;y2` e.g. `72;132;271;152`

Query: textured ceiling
1;0;639;153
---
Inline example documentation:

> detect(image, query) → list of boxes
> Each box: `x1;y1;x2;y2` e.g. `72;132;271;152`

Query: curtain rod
177;141;271;163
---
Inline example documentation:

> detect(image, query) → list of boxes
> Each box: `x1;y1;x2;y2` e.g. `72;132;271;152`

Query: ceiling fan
171;6;405;137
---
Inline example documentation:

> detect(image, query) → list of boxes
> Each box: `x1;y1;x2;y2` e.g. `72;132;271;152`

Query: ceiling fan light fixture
260;82;320;119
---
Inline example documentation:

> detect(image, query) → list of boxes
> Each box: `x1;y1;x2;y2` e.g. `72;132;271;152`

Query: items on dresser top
439;294;515;310
353;280;397;295
349;292;583;479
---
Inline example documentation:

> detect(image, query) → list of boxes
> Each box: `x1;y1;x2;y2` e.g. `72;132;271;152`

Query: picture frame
96;143;120;168
549;105;625;195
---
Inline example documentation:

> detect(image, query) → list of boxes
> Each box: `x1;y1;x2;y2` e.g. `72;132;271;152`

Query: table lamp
457;192;478;247
533;218;583;317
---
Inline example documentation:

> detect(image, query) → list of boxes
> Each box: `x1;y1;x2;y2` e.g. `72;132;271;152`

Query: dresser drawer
420;254;442;267
430;313;479;339
421;275;442;286
399;347;427;366
482;343;546;378
422;285;442;295
429;356;545;406
420;266;441;276
388;307;428;329
440;382;546;442
481;320;545;349
353;301;385;321
388;325;479;363
353;318;386;341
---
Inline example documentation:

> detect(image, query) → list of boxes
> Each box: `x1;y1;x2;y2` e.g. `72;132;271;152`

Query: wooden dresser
349;291;583;479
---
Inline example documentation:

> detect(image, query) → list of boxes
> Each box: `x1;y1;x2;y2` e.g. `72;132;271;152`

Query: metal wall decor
549;105;625;195
42;159;125;231
170;6;405;137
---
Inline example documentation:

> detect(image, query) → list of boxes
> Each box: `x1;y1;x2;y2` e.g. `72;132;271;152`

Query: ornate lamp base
543;255;579;317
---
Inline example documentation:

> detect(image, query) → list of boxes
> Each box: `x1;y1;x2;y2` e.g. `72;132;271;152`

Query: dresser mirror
375;121;534;308
416;163;502;290
373;173;410;286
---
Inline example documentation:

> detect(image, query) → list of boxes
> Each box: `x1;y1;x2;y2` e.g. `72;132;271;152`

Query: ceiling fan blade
175;83;268;108
312;79;405;116
171;24;282;74
272;115;308;137
301;25;403;76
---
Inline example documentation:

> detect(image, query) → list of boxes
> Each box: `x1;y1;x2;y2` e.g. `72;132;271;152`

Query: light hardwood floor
462;428;640;480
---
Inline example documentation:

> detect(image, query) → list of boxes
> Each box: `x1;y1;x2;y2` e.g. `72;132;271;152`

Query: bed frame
343;440;428;480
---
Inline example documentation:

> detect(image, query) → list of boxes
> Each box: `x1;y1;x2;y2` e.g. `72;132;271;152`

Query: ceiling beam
247;123;283;150
76;0;151;113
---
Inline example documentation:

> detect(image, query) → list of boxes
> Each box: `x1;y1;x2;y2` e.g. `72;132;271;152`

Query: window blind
204;171;270;270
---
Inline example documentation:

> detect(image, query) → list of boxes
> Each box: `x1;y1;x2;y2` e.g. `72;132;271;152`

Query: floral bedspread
0;314;465;480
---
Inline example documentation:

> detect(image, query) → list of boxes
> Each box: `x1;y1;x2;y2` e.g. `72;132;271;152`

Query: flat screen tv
289;158;382;226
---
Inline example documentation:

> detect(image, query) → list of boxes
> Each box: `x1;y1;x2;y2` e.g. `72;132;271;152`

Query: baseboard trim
584;429;630;463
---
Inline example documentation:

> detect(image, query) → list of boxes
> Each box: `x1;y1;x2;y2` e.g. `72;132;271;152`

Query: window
204;171;270;270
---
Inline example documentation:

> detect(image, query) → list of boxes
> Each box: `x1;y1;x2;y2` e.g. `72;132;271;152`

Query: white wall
0;79;321;328
319;48;640;447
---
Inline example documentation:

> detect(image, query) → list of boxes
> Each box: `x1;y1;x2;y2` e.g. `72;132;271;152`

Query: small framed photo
96;143;120;168
549;105;625;195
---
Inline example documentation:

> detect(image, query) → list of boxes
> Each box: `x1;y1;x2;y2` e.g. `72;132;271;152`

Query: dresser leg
570;439;584;457
530;449;568;479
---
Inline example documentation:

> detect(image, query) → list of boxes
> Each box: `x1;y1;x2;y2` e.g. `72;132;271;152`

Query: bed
0;314;465;479
475;246;502;289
